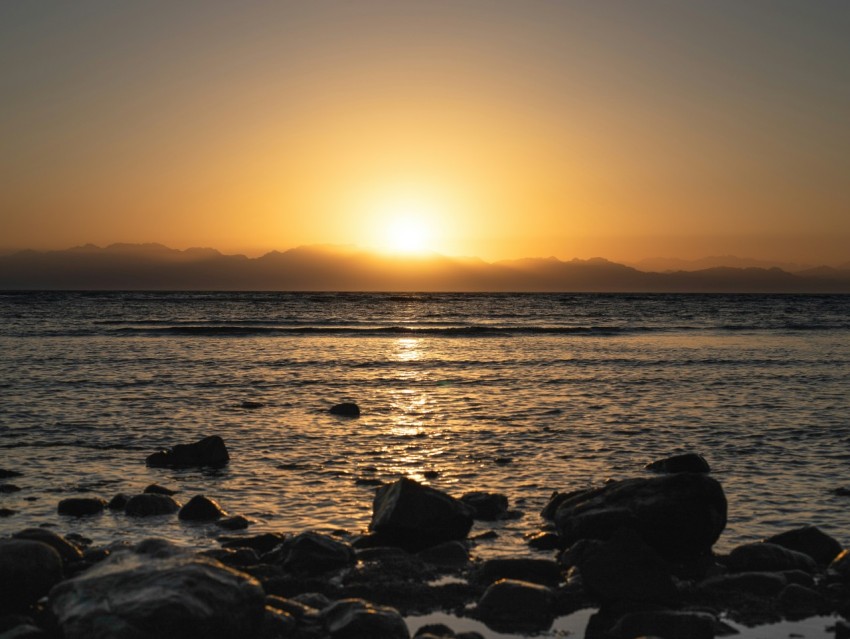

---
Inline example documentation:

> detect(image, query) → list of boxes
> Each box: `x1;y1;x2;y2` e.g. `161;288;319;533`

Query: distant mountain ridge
1;243;849;292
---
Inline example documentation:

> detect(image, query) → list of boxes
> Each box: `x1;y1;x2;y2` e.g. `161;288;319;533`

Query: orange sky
1;2;848;263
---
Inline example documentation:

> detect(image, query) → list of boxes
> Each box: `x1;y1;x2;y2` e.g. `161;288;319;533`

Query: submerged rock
321;598;408;638
57;497;106;517
645;453;711;474
546;473;727;561
369;478;474;551
0;540;63;614
146;435;229;468
48;550;265;639
330;402;361;418
767;525;843;566
179;495;227;521
124;493;181;517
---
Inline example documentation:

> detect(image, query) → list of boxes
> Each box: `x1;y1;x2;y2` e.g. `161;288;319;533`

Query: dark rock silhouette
0;540;63;614
460;491;510;520
330;402;361;418
475;579;556;633
125;494;181;517
144;484;178;496
57;497;106;517
369;478;474;551
179;495;227;521
13;528;83;564
146;435;229;468
766;525;843;566
321;598;409;639
725;542;817;574
545;473;727;561
645;452;711;474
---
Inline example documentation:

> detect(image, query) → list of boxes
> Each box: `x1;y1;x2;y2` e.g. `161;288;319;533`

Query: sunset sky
2;1;848;263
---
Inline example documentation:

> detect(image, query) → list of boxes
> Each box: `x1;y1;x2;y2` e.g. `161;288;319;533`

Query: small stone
178;495;227;521
124;493;181;517
525;532;561;551
220;533;287;554
107;493;131;510
57;497;106;517
217;515;252;530
329;402;360;418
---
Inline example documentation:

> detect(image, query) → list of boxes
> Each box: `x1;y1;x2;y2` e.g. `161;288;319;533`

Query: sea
1;293;849;611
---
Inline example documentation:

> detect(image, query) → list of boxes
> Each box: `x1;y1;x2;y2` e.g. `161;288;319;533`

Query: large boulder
321;598;408;638
48;549;265;639
124;493;181;517
146;435;229;468
179;495;227;521
546;473;727;561
0;540;64;614
369;478;474;551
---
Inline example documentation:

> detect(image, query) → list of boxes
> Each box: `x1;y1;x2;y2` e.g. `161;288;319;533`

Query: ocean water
1;292;850;562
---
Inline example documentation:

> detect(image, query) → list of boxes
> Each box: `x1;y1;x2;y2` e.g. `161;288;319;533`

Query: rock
0;469;22;479
107;493;131;510
767;525;843;566
726;542;817;574
179;495;227;521
413;623;455;638
778;583;827;618
548;473;727;561
475;579;555;633
836;620;850;639
0;484;21;493
259;606;296;638
645;453;711;474
124;493;181;517
0;508;16;517
478;558;561;588
459;492;509;521
0;540;63;614
416;541;469;566
329;402;361;418
829;549;850;580
240;401;264;410
48;550;265;639
145;435;229;468
57;497;106;517
369;478;474;551
608;610;720;639
217;515;252;530
525;531;562;551
281;532;355;574
292;592;331;610
0;623;49;638
699;571;787;596
13;528;83;564
144;483;178;496
578;530;678;604
200;547;260;568
321;598;408;638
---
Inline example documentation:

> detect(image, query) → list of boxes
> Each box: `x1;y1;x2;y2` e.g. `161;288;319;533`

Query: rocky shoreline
2;439;850;639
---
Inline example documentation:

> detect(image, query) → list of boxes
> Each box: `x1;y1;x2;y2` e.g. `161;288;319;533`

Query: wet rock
107;493;131;510
240;401;264;410
413;623;455;637
416;541;469;567
200;547;260;568
645;453;711;474
13;528;83;564
828;549;850;580
292;592;331;610
57;497;106;517
0;508;16;517
220;533;287;554
578;530;678;604
265;594;321;621
145;435;229;468
329;403;361;418
144;483;178;496
778;583;827;619
281;532;355;574
124;493;181;517
0;469;22;479
726;542;817;574
558;539;605;571
525;531;561;551
179;495;227;521
699;571;787;596
259;606;296;638
0;622;49;638
0;540;63;614
478;558;561;588
0;484;21;493
321;598;408;638
460;492;509;521
355;546;411;563
475;579;555;633
767;525;843;566
48;550;265;639
608;610;721;639
369;478;474;551
217;515;252;530
546;473;727;561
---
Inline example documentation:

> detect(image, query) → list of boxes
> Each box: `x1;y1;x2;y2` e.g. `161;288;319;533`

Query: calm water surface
1;292;849;563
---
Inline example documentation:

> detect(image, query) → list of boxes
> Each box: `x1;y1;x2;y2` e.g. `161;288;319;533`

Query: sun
375;196;436;254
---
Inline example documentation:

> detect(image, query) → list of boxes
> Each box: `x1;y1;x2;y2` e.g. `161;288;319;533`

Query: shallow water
2;292;850;563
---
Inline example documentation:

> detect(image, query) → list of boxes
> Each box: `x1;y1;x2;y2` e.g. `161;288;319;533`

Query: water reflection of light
394;337;423;362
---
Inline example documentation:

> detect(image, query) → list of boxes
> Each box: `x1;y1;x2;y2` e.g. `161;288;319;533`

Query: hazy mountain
631;255;813;273
1;244;849;292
